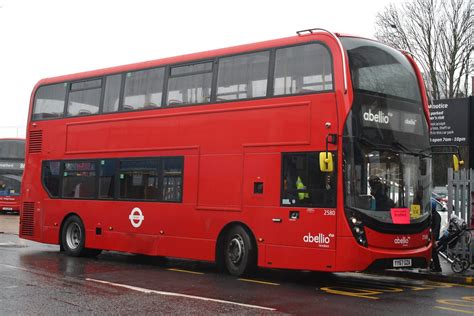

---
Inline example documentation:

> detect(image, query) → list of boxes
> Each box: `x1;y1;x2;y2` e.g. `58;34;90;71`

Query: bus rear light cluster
349;216;368;247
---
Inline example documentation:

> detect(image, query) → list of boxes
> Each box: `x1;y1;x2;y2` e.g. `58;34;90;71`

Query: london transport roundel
129;207;144;228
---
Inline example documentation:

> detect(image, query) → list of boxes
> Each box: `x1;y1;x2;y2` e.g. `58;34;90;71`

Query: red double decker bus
0;138;25;214
21;29;433;275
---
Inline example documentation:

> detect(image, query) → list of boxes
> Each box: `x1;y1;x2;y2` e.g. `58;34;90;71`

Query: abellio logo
303;233;334;248
394;236;411;246
363;109;391;124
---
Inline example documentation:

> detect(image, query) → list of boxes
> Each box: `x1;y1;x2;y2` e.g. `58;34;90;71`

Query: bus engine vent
21;202;35;237
28;130;43;153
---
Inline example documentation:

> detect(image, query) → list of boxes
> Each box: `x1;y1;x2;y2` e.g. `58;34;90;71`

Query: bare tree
438;0;474;98
375;0;473;100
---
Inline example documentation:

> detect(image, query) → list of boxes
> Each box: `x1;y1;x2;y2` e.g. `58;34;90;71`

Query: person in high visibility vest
296;176;309;200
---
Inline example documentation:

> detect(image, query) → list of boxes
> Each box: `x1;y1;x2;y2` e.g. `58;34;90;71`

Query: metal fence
447;168;473;262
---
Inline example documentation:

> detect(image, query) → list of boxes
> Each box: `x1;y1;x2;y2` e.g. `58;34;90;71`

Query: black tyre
451;258;465;273
223;225;257;277
61;215;89;257
461;258;471;271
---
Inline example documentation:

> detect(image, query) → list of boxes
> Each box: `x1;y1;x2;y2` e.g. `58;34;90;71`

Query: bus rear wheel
61;215;101;257
223;225;256;277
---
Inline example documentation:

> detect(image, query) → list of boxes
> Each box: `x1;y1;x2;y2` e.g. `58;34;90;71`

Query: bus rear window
33;83;67;120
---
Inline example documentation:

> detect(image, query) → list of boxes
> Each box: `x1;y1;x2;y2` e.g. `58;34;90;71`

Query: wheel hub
228;235;244;264
66;223;81;250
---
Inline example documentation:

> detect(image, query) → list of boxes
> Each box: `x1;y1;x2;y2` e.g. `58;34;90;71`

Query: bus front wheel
223;225;256;276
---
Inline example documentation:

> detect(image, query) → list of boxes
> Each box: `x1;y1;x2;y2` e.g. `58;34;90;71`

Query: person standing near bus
430;200;442;272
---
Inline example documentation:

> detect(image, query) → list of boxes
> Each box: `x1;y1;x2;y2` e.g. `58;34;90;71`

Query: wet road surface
0;217;473;314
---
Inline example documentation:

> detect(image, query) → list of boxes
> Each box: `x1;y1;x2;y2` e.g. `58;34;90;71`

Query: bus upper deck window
274;43;333;96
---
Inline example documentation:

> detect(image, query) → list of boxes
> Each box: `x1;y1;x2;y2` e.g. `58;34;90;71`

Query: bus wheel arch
216;222;257;277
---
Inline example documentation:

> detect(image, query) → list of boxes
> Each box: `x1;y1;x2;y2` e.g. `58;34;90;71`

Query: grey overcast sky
0;0;405;138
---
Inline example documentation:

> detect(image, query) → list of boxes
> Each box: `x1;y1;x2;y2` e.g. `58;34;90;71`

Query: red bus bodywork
0;196;21;213
20;32;432;272
0;138;24;214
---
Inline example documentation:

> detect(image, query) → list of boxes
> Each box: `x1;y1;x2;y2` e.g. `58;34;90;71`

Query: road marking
399;282;454;291
420;281;474;289
320;287;380;300
86;278;276;311
0;263;29;271
402;285;436;291
0;242;15;246
354;286;403;293
436;296;474;314
238;278;280;286
425;282;456;288
435;306;474;314
437;299;474;308
167;268;204;275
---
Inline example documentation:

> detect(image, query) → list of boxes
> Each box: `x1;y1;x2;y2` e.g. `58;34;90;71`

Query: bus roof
34;32;349;89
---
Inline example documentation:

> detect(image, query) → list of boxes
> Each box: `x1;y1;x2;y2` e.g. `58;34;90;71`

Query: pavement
377;258;474;285
0;214;19;235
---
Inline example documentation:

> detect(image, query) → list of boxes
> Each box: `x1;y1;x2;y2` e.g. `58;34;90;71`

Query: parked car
433;185;448;199
432;191;448;209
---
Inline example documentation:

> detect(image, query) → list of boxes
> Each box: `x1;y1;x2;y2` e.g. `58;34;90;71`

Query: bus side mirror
319;152;334;172
453;154;464;171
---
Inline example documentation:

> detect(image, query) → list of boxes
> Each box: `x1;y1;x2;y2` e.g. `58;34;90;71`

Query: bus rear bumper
335;236;431;272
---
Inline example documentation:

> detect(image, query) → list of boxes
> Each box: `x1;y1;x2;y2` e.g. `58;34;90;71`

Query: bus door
267;152;338;270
